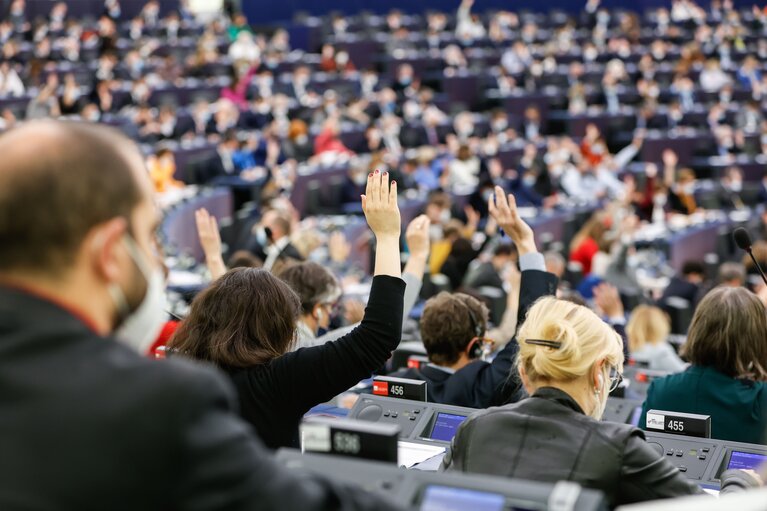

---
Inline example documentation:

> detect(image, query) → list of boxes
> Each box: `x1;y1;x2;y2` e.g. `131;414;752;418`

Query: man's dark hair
493;243;516;258
169;268;301;368
420;292;488;366
681;261;706;277
0;120;142;274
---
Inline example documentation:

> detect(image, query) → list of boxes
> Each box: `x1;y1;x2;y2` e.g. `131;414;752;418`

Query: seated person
276;261;342;350
442;296;759;507
463;243;516;292
392;187;558;408
640;287;767;444
659;260;705;308
247;209;304;271
627;305;686;372
169;172;405;449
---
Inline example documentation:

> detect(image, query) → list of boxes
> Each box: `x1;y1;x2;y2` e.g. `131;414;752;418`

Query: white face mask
111;235;167;355
255;226;270;246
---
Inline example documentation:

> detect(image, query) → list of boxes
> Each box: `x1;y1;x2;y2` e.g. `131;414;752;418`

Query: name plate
300;417;400;463
646;409;711;438
407;355;429;370
373;376;428;402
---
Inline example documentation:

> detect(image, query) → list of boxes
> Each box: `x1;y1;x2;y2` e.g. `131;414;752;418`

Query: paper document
398;441;445;469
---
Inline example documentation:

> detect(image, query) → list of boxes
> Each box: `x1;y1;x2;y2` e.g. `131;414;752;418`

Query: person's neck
0;270;113;336
532;377;595;416
443;354;472;372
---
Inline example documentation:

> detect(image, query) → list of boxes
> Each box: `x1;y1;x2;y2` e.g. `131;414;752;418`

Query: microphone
733;227;767;287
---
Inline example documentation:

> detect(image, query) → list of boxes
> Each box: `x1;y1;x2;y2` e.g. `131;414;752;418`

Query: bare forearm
487;280;521;346
374;236;402;278
205;252;227;281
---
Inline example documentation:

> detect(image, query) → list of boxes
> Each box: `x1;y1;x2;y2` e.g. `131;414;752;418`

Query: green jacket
639;365;767;444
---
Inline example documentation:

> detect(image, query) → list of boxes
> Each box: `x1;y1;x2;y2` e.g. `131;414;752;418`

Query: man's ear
86;217;129;283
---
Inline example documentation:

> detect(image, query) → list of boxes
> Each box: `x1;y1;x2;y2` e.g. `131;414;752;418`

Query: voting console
347;394;767;489
349;394;644;446
277;449;610;511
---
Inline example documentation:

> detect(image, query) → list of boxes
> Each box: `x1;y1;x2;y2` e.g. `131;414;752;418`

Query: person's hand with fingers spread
361;169;401;278
404;214;431;280
488;185;536;255
195;208;227;280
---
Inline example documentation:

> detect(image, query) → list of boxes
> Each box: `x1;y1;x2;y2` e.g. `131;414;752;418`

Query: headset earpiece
467;338;483;359
464;302;484;359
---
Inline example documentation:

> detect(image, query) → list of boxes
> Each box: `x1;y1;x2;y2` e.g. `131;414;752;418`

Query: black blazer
224;276;405;449
442;387;708;509
0;286;403;511
392;269;558;409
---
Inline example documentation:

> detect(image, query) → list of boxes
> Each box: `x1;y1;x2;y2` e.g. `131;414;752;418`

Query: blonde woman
442;297;759;506
627;305;686;372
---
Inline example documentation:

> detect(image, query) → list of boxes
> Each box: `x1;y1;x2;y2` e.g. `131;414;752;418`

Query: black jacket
442;387;706;508
392;269;557;408
224;276;405;449
0;286;402;511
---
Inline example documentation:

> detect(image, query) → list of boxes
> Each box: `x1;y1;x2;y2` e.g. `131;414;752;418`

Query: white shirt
263;236;291;271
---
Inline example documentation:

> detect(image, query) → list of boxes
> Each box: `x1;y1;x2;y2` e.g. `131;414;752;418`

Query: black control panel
350;395;643;446
347;395;767;489
349;394;477;445
644;430;767;489
277;449;609;511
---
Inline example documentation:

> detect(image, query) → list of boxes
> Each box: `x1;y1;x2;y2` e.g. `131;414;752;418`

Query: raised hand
362;170;401;278
662;149;678;169
361;170;401;240
488;186;536;255
195;208;226;280
405;214;431;260
328;231;351;264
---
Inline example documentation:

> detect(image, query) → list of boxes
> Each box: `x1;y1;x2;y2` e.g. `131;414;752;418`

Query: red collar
1;282;103;334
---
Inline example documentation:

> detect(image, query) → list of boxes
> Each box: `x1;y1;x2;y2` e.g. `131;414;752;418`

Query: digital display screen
429;413;467;442
727;451;767;471
420;486;505;511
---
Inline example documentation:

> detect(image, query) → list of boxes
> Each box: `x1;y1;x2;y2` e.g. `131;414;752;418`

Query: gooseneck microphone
733;227;767;287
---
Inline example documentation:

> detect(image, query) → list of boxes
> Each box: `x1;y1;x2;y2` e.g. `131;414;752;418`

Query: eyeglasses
608;366;623;393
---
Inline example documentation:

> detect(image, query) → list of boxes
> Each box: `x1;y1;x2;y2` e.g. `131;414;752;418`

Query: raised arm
402;214;431;321
195;208;227;281
472;187;559;406
363;170;401;278
272;171;405;410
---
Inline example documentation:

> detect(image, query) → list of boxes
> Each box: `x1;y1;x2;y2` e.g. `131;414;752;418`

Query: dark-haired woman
170;172;405;449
